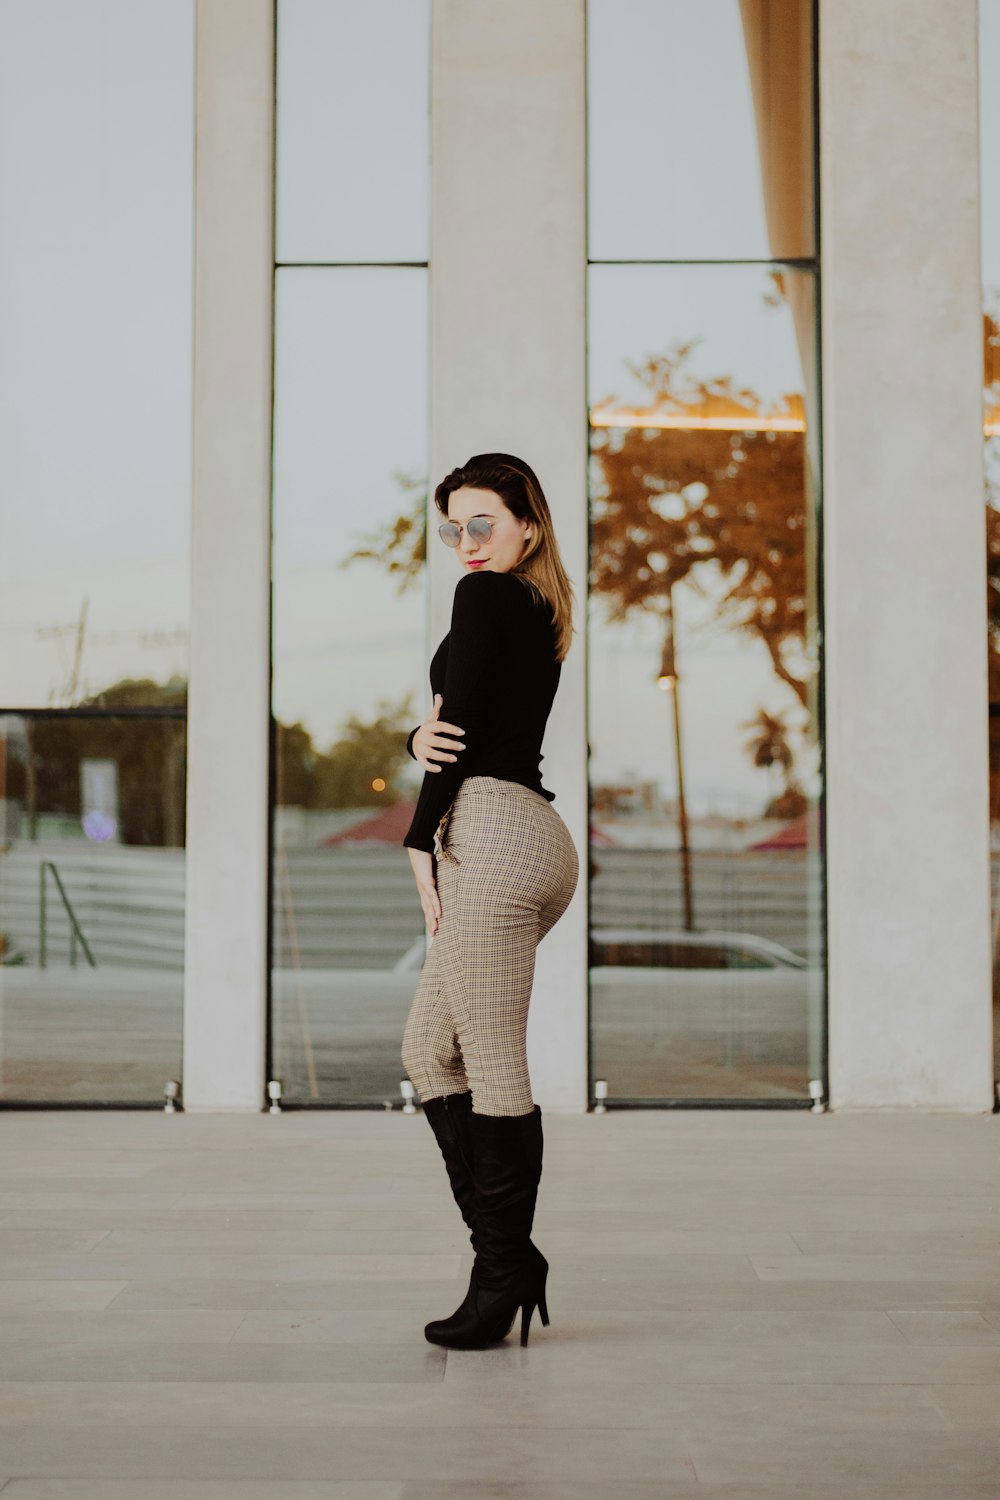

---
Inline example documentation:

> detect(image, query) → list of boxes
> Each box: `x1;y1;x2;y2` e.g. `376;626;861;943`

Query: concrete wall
183;0;274;1109
430;0;589;1111
819;0;994;1108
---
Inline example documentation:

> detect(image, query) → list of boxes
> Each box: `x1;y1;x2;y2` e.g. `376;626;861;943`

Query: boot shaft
468;1105;544;1285
422;1091;478;1249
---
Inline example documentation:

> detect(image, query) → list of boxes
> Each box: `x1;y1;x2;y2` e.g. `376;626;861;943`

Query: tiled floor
0;1106;997;1497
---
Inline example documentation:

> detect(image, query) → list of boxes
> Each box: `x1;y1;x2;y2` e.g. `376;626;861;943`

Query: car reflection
590;927;807;970
589;925;815;1087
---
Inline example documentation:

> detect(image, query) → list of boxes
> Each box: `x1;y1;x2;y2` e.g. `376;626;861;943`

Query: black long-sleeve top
402;570;562;853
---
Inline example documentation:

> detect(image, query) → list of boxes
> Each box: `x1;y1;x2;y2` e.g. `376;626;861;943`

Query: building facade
0;0;995;1114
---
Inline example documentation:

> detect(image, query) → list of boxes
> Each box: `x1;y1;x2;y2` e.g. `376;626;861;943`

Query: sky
984;3;1000;296
0;0;994;818
588;0;776;260
0;0;194;702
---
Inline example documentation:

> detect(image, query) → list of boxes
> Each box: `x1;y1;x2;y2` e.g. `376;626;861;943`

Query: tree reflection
741;706;806;819
340;470;426;589
591;340;809;711
277;696;415;811
985;305;1000;820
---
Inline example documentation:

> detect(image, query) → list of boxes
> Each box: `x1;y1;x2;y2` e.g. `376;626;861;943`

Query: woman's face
446;486;533;575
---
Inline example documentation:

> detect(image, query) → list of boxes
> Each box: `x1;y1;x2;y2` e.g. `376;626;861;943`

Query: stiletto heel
519;1300;535;1347
533;1257;550;1328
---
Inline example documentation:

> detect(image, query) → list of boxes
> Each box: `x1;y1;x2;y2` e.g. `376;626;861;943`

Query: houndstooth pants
401;776;579;1117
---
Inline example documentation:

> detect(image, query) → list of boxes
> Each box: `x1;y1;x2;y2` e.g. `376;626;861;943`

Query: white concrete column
183;0;275;1109
820;0;993;1108
430;0;589;1111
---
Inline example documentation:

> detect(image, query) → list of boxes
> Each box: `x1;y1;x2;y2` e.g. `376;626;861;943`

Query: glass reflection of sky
983;6;1000;614
983;4;1000;294
0;1;194;707
276;0;430;265
271;268;428;747
588;0;801;261
589;263;809;410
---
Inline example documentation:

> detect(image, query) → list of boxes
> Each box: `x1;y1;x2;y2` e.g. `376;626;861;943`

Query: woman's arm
402;571;511;852
409;694;466;771
408;846;442;935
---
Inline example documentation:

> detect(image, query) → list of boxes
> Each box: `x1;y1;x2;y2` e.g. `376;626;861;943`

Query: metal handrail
39;861;97;969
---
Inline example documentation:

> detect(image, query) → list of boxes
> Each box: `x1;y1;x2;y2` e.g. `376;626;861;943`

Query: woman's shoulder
454;568;520;590
453;569;531;608
453;570;552;629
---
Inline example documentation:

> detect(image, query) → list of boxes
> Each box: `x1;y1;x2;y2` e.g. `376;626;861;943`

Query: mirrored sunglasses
438;516;494;548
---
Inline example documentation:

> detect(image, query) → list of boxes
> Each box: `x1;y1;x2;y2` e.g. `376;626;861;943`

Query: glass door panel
269;268;428;1104
587;263;824;1101
0;709;186;1102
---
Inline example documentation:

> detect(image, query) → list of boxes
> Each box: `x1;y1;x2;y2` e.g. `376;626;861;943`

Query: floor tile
0;1285;125;1313
0;1377;949;1432
886;1310;1000;1344
0;1342;444;1384
0;1425;695;1482
688;1428;1000;1487
0;1486;404;1499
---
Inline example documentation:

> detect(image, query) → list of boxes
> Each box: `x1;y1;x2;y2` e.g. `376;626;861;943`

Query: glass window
0;708;186;1101
0;1;193;1102
981;1;1000;1081
275;0;431;265
587;263;823;1100
270;267;428;1103
587;0;815;262
0;2;193;709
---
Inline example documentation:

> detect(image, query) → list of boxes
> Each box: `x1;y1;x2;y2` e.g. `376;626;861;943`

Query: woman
401;452;579;1351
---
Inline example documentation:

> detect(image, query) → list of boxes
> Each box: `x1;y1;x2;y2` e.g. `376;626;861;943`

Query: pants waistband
455;776;549;802
435;777;551;858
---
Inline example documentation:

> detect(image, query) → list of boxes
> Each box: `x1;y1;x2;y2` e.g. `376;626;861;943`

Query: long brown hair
434;453;576;662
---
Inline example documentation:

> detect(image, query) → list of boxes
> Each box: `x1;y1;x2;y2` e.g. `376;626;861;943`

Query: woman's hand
412;693;465;773
408;847;442;937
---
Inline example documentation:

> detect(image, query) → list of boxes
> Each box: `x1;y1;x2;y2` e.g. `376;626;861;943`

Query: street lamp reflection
657;589;693;931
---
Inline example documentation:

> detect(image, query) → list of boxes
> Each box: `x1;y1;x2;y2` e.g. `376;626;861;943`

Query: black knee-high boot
424;1104;550;1350
421;1092;481;1341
